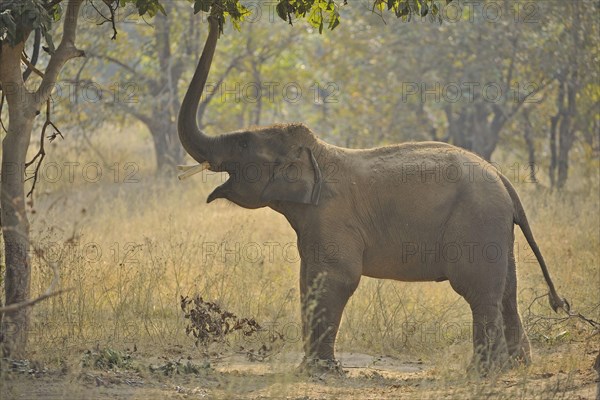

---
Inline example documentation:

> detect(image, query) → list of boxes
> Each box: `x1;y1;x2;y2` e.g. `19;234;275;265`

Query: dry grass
1;125;599;399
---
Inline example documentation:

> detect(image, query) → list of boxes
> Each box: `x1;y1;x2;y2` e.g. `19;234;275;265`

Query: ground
2;344;598;399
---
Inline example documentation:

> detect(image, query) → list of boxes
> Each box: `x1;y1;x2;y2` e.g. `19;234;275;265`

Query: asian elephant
178;17;569;373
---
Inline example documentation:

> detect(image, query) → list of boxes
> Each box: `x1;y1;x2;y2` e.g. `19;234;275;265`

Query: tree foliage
0;0;450;47
0;0;165;49
0;0;59;51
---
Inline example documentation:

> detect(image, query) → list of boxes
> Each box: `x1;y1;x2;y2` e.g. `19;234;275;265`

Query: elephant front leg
298;259;361;372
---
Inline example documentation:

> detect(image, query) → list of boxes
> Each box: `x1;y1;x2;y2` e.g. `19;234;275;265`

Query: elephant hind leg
468;300;509;374
502;250;532;365
449;267;509;374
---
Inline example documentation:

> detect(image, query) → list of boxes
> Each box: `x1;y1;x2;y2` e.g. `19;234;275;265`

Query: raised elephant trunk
177;16;219;165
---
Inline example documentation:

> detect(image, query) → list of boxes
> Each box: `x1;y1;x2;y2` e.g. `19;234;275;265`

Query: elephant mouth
206;171;234;203
205;161;271;206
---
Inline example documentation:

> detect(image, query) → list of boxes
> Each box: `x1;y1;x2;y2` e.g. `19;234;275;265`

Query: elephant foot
467;353;511;377
296;357;345;377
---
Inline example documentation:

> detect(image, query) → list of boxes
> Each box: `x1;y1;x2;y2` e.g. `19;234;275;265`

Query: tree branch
35;0;85;107
87;53;158;93
0;289;70;314
506;79;551;121
88;53;138;75
21;54;44;79
117;102;153;126
197;55;244;122
25;99;64;202
504;32;520;93
90;0;118;40
22;28;42;82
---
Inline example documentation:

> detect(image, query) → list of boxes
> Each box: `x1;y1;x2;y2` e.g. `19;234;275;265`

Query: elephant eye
239;140;248;149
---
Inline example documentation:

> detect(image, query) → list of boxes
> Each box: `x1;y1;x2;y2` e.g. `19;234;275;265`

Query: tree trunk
522;110;538;183
0;0;84;357
550;73;577;190
148;120;182;172
446;104;502;161
558;66;578;189
152;11;184;171
150;125;170;172
553;3;580;190
0;43;34;358
445;106;471;151
549;113;559;188
1;117;34;358
557;85;576;190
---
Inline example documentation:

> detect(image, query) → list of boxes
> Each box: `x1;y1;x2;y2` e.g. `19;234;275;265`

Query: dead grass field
1;127;599;399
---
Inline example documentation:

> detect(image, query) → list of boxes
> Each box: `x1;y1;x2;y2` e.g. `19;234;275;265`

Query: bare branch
25;99;64;202
90;0;118;40
0;289;70;314
525;292;600;333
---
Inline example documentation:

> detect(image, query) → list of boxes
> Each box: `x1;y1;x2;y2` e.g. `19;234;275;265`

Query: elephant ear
261;147;322;206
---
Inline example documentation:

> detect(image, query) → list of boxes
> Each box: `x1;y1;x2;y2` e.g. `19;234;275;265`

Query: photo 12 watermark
401;81;543;104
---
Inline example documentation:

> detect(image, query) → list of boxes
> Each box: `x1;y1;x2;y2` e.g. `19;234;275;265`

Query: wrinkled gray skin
179;18;568;374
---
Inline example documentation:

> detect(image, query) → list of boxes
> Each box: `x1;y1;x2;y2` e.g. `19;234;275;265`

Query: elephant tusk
177;162;211;180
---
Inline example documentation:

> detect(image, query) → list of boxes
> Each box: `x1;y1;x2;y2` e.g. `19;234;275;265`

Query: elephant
177;17;569;374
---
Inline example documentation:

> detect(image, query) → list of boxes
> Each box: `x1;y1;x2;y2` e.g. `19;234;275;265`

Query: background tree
542;1;598;189
77;2;215;172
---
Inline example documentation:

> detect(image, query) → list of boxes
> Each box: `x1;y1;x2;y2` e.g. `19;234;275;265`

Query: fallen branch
563;309;600;330
525;293;600;333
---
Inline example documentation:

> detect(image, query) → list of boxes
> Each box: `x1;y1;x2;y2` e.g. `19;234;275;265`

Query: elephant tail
499;174;570;314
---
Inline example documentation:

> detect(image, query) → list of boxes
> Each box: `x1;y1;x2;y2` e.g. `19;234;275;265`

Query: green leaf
193;0;211;14
276;2;290;23
328;12;340;30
